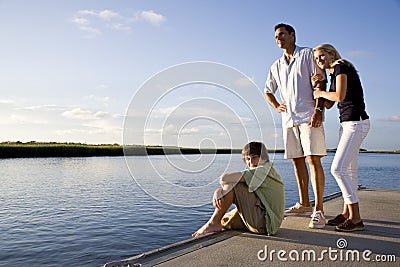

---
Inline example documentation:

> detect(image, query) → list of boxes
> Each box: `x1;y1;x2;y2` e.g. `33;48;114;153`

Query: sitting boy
192;141;285;236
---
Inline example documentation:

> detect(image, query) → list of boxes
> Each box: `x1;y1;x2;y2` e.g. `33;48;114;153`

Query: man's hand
312;73;325;87
276;101;287;113
308;109;323;128
265;93;287;114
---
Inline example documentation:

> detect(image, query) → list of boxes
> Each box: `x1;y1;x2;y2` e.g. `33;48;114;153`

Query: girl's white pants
331;119;370;204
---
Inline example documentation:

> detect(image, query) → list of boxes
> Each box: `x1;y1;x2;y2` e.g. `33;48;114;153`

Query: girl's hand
313;90;321;99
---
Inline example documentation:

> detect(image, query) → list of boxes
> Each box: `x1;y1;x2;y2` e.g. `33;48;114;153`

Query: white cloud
233;76;255;88
139;10;166;26
83;95;111;106
0;99;15;105
62;108;108;120
71;17;88;25
77;9;119;20
0;97;124;144
77;10;97;16
179;127;200;135
71;9;165;36
97;10;119;20
56;128;98;135
55;115;123;142
56;128;107;136
16;104;63;111
149;107;176;118
78;26;102;37
72;9;119;36
0;114;48;125
0;102;61;126
111;23;131;31
9;114;29;124
386;115;400;122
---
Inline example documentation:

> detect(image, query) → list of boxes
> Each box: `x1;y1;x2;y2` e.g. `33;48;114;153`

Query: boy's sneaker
284;202;313;216
327;214;347;226
335;219;364;232
309;210;326;229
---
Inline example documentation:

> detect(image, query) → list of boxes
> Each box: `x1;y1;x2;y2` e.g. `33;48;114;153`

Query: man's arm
309;78;326;127
312;73;334;109
314;79;326;109
265;92;287;113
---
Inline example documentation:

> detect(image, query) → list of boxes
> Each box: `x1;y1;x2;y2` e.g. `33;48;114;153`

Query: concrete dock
103;189;399;266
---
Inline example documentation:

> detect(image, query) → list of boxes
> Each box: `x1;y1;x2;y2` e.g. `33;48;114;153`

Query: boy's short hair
242;142;269;162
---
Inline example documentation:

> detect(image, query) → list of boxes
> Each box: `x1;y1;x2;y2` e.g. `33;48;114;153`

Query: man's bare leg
292;157;311;207
306;155;325;212
192;189;235;237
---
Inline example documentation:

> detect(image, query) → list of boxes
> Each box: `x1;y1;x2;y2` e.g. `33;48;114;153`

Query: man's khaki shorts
222;183;266;234
283;123;327;159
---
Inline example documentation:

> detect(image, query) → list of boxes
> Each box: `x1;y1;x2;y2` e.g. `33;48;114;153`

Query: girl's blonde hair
313;44;355;70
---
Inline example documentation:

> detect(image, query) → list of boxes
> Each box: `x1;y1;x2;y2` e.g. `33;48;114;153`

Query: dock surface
104;189;399;266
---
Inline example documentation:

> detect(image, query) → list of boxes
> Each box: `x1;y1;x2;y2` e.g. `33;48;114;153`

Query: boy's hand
213;188;223;209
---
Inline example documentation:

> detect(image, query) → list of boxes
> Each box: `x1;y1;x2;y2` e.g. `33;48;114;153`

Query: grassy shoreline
0;142;244;158
0;142;398;158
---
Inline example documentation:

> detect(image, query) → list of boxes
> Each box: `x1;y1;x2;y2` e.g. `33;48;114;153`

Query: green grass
1;142;397;158
0;142;124;158
0;142;243;158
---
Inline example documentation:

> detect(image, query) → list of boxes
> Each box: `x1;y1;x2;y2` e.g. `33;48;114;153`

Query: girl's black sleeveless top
329;63;369;122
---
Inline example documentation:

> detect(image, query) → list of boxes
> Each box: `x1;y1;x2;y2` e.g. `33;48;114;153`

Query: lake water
0;153;399;266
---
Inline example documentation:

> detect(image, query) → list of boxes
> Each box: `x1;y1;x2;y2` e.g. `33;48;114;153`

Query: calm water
0;153;399;266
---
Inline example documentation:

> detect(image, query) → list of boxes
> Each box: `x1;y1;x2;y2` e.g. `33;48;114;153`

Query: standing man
264;23;327;229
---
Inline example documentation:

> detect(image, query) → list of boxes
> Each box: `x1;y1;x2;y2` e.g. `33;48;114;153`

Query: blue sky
0;0;399;150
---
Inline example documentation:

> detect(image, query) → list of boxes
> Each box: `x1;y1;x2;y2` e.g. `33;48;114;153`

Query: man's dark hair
274;23;296;42
274;23;295;34
242;141;269;163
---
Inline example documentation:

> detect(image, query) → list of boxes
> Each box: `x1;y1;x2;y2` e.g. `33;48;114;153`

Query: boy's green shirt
242;162;285;235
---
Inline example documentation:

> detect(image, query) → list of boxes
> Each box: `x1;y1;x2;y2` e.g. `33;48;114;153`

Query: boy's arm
213;171;245;205
220;171;245;185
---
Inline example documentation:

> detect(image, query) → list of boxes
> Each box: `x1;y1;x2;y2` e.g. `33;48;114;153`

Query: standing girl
312;44;370;232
